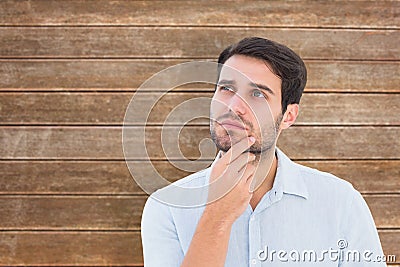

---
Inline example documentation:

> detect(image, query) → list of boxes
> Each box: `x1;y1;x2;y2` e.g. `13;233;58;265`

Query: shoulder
167;167;210;188
277;147;358;200
297;162;356;194
294;162;371;225
279;146;372;204
297;162;361;204
144;167;211;210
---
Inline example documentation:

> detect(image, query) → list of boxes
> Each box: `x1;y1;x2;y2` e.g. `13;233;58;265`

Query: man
141;37;385;266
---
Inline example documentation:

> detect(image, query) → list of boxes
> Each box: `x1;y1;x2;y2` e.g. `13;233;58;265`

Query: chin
211;123;249;151
213;136;232;152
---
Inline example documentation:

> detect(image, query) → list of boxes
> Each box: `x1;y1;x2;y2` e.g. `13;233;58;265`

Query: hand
205;136;257;225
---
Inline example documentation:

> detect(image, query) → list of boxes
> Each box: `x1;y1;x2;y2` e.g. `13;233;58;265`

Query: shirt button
250;216;255;221
251;258;257;265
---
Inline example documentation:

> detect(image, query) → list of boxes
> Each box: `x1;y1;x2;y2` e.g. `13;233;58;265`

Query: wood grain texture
380;230;400;264
0;195;397;230
366;195;400;229
0;27;398;60
1;92;399;125
0;231;143;266
0;161;185;195
0;60;399;92
0;0;398;266
0;196;145;230
1;160;398;195
0;126;398;160
0;0;398;28
0;231;398;265
298;160;400;194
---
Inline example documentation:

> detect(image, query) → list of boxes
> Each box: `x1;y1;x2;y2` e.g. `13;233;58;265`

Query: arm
179;208;233;267
141;137;256;267
141;196;184;267
341;190;386;266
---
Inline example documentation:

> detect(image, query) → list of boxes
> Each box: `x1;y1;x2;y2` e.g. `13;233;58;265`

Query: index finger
220;136;255;165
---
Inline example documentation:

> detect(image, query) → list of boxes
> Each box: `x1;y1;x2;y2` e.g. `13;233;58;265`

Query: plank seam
0;25;398;30
0;193;397;197
0;228;397;232
0;57;398;62
1;124;399;127
1;90;399;93
1;159;399;162
0;158;399;162
0;58;398;63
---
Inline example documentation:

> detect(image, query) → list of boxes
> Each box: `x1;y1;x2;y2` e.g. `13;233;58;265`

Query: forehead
219;55;282;95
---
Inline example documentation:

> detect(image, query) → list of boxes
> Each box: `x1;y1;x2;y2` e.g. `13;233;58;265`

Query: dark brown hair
217;37;307;115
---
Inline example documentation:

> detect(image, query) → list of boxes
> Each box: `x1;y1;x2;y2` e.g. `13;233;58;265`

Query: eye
252;89;266;98
219;85;234;92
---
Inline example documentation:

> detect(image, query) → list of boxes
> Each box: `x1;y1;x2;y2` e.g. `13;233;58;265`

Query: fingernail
249;136;255;143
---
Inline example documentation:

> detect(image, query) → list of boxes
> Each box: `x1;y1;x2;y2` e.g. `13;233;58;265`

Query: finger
221;158;256;193
220;136;255;165
235;153;257;174
245;166;258;192
227;152;256;175
210;152;254;184
221;155;255;188
238;163;256;184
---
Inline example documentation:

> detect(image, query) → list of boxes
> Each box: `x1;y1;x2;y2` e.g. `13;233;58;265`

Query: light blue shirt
141;148;386;266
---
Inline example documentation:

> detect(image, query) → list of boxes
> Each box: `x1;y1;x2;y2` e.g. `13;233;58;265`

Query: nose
228;92;248;115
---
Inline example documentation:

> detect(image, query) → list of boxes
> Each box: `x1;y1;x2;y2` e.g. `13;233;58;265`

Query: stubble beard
210;113;283;154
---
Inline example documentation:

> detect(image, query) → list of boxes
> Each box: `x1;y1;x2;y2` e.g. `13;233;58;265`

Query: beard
210;112;282;154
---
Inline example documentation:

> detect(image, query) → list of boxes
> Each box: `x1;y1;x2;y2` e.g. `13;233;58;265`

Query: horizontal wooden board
1;92;399;126
367;195;400;228
0;231;143;266
0;161;185;195
0;196;145;230
380;230;400;265
0;60;398;92
0;230;397;265
0;126;398;160
298;160;400;194
297;94;400;126
0;195;397;230
1;160;399;195
0;1;398;28
0;27;398;60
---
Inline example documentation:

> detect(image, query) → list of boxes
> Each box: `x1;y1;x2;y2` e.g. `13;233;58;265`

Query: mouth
219;119;248;131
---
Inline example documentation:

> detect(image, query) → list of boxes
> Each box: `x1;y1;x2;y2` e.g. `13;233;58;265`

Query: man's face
210;55;283;154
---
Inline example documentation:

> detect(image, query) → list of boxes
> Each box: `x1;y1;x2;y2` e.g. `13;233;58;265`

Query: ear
280;104;299;130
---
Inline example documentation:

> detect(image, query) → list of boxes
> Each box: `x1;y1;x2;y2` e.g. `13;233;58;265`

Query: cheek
210;96;228;117
250;105;276;130
268;96;282;115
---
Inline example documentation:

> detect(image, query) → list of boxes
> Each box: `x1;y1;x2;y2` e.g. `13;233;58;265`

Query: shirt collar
213;147;309;200
275;147;309;199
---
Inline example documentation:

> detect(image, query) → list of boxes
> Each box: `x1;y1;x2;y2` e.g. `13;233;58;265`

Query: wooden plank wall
0;0;399;266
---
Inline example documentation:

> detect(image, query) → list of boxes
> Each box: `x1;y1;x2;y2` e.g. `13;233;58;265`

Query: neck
249;149;278;210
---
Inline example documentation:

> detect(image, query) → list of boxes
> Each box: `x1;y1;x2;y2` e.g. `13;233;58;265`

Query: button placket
248;214;261;267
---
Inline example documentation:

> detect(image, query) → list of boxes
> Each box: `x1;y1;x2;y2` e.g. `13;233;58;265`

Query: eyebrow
249;82;275;96
217;79;236;86
217;79;275;96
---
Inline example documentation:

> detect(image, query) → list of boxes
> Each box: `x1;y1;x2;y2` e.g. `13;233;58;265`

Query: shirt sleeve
341;190;386;266
141;194;184;267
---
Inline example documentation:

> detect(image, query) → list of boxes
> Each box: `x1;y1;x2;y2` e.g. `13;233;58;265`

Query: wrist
202;206;235;231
